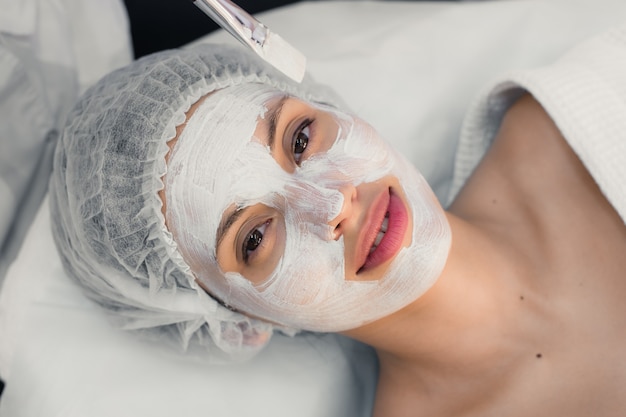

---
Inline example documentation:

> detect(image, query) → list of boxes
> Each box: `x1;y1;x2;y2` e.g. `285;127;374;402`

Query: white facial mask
165;84;451;332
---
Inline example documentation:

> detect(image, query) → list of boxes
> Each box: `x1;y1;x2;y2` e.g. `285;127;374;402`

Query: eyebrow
266;95;289;150
216;206;249;251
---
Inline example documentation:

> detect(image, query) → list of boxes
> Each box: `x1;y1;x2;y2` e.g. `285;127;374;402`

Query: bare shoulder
452;91;617;235
489;93;582;196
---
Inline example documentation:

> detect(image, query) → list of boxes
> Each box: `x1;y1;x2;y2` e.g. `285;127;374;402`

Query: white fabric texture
2;1;626;417
0;0;132;379
449;24;626;220
0;0;132;282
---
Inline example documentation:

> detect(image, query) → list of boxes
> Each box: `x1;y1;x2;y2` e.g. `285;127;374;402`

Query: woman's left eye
292;120;312;165
242;220;270;264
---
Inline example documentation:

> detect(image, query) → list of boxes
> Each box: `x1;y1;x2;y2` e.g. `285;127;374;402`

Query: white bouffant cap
48;43;344;360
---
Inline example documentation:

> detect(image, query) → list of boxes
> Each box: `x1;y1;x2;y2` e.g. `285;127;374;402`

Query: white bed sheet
2;1;626;416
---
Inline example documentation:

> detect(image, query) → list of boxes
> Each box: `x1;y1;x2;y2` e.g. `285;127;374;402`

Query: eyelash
292;119;313;165
242;219;271;264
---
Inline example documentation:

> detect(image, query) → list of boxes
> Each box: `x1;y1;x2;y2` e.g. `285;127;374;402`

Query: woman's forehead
165;84;293;253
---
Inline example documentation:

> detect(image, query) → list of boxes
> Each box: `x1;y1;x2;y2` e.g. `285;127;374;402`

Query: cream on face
165;84;451;332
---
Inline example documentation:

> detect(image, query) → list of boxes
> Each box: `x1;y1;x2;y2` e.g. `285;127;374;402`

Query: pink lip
357;189;409;274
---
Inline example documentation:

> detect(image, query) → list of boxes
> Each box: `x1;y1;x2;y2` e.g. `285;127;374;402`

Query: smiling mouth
357;188;409;274
369;213;389;254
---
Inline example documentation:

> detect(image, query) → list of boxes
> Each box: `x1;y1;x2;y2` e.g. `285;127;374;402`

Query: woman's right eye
242;220;270;263
292;119;313;165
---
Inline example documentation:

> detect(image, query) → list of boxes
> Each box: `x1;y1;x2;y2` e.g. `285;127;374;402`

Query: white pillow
2;1;625;416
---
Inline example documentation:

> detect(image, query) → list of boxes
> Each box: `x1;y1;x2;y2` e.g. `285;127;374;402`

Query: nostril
328;184;355;238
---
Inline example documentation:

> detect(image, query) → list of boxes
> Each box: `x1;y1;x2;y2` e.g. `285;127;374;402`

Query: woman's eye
292;120;312;165
242;220;270;263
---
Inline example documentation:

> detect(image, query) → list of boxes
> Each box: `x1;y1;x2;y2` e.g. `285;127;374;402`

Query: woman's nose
328;184;357;240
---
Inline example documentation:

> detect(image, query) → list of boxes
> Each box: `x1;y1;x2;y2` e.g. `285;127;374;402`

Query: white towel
450;23;626;225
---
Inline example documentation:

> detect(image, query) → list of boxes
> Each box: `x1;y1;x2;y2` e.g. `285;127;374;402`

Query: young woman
50;25;626;416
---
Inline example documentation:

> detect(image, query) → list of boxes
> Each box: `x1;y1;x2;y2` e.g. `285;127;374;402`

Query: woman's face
165;84;450;332
215;96;410;284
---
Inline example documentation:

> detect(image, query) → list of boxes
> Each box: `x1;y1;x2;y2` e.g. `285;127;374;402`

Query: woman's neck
342;212;553;408
341;95;592;412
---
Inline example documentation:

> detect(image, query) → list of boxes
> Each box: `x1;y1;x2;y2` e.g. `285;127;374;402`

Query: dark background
123;0;302;58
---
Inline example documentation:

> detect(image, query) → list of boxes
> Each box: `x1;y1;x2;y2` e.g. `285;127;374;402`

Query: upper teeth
369;213;389;254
